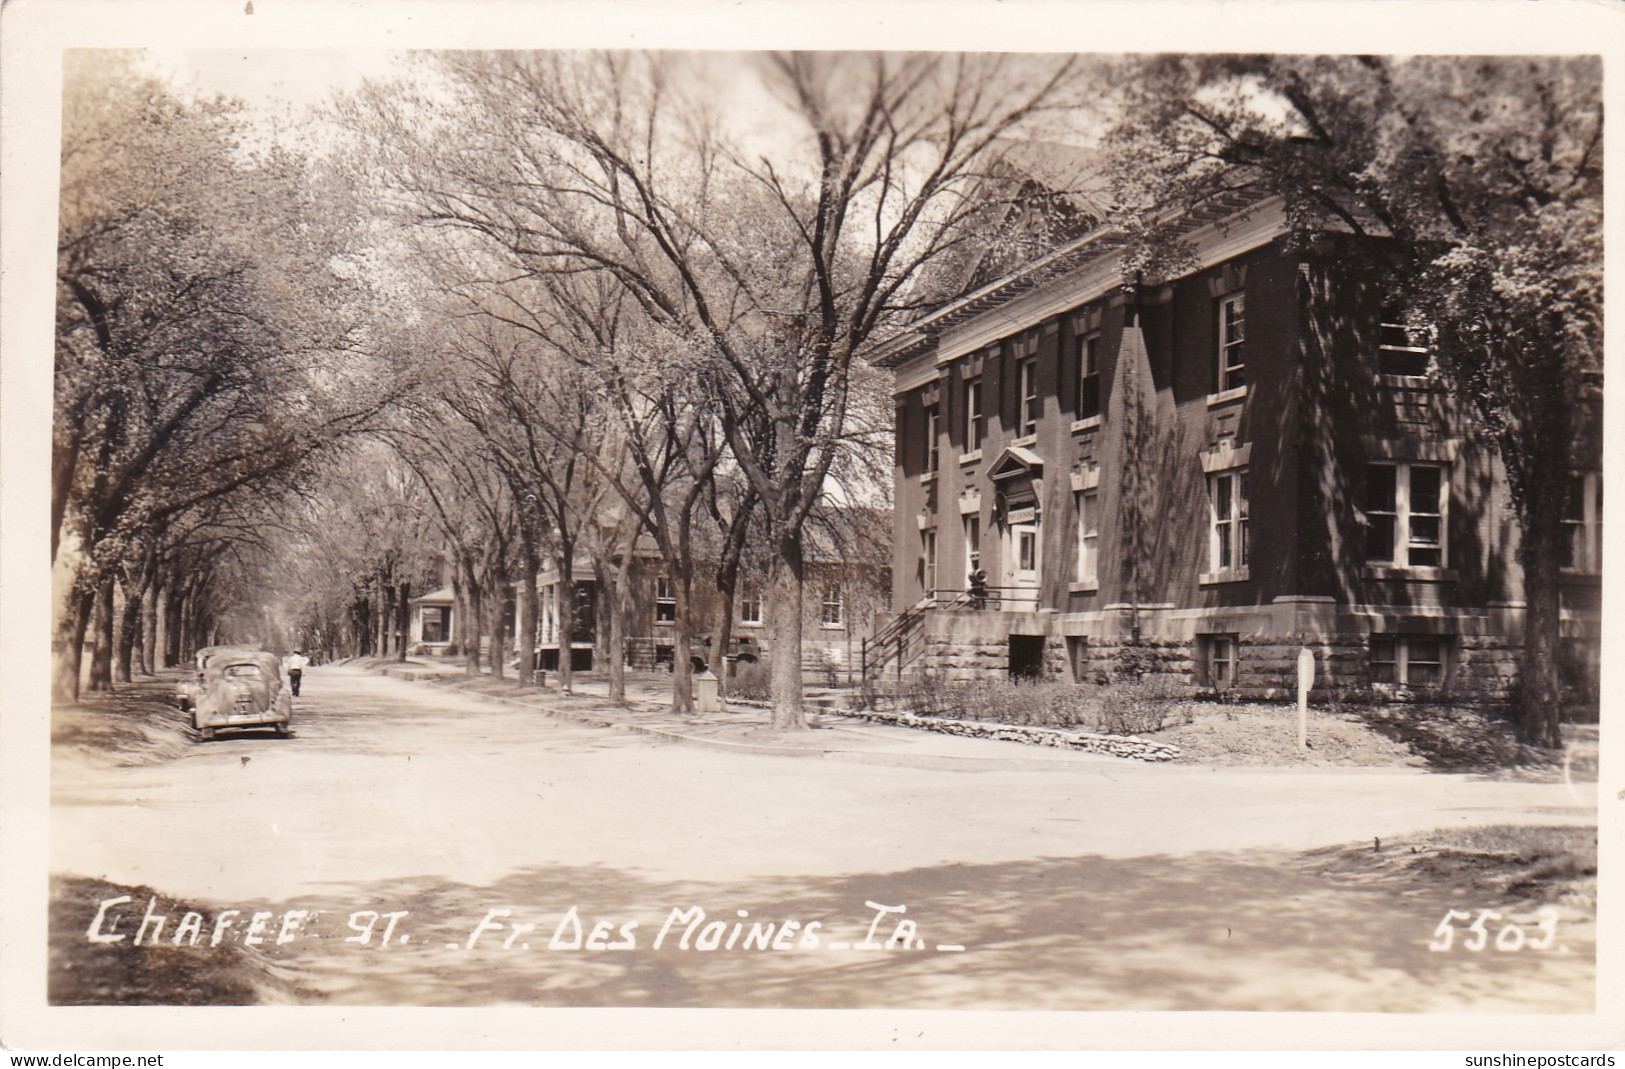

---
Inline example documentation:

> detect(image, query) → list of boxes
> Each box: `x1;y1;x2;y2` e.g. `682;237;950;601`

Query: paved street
51;664;1597;1010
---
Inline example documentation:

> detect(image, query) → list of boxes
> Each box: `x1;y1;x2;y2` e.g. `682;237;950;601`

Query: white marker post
1296;646;1315;753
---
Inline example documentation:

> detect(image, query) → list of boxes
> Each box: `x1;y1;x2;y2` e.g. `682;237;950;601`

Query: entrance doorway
1009;634;1045;680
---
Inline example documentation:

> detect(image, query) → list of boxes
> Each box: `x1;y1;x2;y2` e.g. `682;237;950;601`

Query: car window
223;665;264;679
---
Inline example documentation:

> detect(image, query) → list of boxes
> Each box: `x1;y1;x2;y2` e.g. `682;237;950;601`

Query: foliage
901;674;1193;736
1105;55;1602;747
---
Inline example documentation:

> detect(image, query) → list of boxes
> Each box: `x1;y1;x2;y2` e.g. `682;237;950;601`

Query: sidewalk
363;657;1126;771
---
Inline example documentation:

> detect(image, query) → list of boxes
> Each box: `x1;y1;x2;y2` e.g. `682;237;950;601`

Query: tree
344;50;1094;728
1106;55;1602;745
53;53;394;700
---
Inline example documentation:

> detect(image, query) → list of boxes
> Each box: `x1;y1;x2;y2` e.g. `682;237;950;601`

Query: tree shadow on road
55;846;1590;1011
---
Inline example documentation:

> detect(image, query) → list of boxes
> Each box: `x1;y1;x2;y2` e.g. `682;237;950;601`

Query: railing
859;585;1041;691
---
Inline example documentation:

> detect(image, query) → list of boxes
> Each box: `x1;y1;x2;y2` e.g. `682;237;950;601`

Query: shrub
728;657;773;701
898;674;1193;736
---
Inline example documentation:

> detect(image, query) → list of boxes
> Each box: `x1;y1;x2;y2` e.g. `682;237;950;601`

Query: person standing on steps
282;649;310;697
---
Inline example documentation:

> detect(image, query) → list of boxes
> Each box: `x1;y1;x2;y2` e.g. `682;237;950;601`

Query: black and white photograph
1;0;1619;1055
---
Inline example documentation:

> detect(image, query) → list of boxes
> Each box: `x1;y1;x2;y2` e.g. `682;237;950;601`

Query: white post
1296;646;1316;753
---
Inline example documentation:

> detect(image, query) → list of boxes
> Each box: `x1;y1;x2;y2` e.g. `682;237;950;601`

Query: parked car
184;648;293;741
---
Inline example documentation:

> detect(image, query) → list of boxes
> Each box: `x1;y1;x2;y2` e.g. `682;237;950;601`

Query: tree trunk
140;577;159;675
555;542;575;694
395;580;412;662
517;548;539;686
52;578;93;704
88;576;116;692
1517;480;1566;748
598;560;628;703
163;582;183;669
485;576;506;679
768;528;807;730
114;576;141;683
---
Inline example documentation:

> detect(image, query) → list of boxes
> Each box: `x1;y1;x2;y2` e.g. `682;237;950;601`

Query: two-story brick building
868;193;1602;703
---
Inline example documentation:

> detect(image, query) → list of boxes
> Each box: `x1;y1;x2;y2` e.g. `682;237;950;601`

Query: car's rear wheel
273;724;290;738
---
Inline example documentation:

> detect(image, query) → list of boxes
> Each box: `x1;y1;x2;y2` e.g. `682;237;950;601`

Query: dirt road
50;665;1597;1010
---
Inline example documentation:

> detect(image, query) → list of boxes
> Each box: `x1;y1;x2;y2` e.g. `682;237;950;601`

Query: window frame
1076;333;1101;421
924;401;940;477
820;585;845;629
964;513;981;585
1205;468;1250;580
655;575;676;625
1018;354;1040;439
1377;304;1433;377
921;528;938;599
1197;633;1239;690
1365;461;1448;570
1074;489;1098;586
1561;472;1603;575
1370;634;1452;689
964;374;985;455
739;590;763;627
1217;292;1246;393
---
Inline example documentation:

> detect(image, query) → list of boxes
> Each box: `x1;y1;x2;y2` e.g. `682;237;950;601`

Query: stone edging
825;708;1182;762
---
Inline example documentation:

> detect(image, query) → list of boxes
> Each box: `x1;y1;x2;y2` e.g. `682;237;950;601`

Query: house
536;507;892;682
868;192;1602;705
406;586;457;654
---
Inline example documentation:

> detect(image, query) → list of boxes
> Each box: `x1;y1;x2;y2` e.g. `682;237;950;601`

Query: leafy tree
1106;55;1601;745
344;50;1094;728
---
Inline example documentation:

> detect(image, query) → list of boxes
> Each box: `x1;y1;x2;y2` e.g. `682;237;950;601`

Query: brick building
868;194;1602;703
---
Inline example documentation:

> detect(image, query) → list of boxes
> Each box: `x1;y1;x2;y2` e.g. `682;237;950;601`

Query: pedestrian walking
282;649;310;697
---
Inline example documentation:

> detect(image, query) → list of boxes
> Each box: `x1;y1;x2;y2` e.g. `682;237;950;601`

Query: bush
899;673;1193;736
728;657;773;701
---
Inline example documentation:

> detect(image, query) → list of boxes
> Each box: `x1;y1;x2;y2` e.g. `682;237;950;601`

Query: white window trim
963;513;982;586
922;529;939;600
1077;333;1102;421
924;402;941;477
1366;461;1449;571
820;587;846;630
655;577;676;626
739;591;763;627
1198;634;1239;689
1201;468;1250;584
964;375;984;455
1074;489;1098;589
1217;292;1246;394
1019;355;1041;439
1562;471;1603;576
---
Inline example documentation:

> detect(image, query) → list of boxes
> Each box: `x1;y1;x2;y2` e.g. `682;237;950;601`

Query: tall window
1561;472;1602;573
739;590;763;626
655;576;676;623
1209;470;1249;573
963;513;981;582
922;529;938;597
924;402;940;475
820;586;845;628
964;375;984;453
1371;635;1449;687
1366;462;1445;568
1075;490;1098;584
1217;293;1246;392
1378;305;1432;376
1017;528;1037;572
1019;355;1040;438
1077;334;1101;419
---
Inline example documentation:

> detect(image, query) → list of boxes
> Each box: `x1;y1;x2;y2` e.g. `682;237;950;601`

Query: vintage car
182;648;293;740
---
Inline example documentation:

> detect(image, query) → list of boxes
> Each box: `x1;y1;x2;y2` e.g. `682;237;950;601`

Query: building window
1017;527;1037;572
1217;293;1245;392
927;403;942;475
1366;462;1446;568
655;576;676;624
964;513;981;584
1561;472;1602;573
1074;490;1098;585
921;529;938;598
739;590;762;626
1371;635;1450;687
1208;470;1249;574
820;586;845;628
1197;634;1239;689
1077;334;1101;419
421;607;446;644
964;375;984;453
1019;355;1040;438
1378;305;1432;376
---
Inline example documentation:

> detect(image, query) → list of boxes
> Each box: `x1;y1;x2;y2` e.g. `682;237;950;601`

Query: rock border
806;705;1182;762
